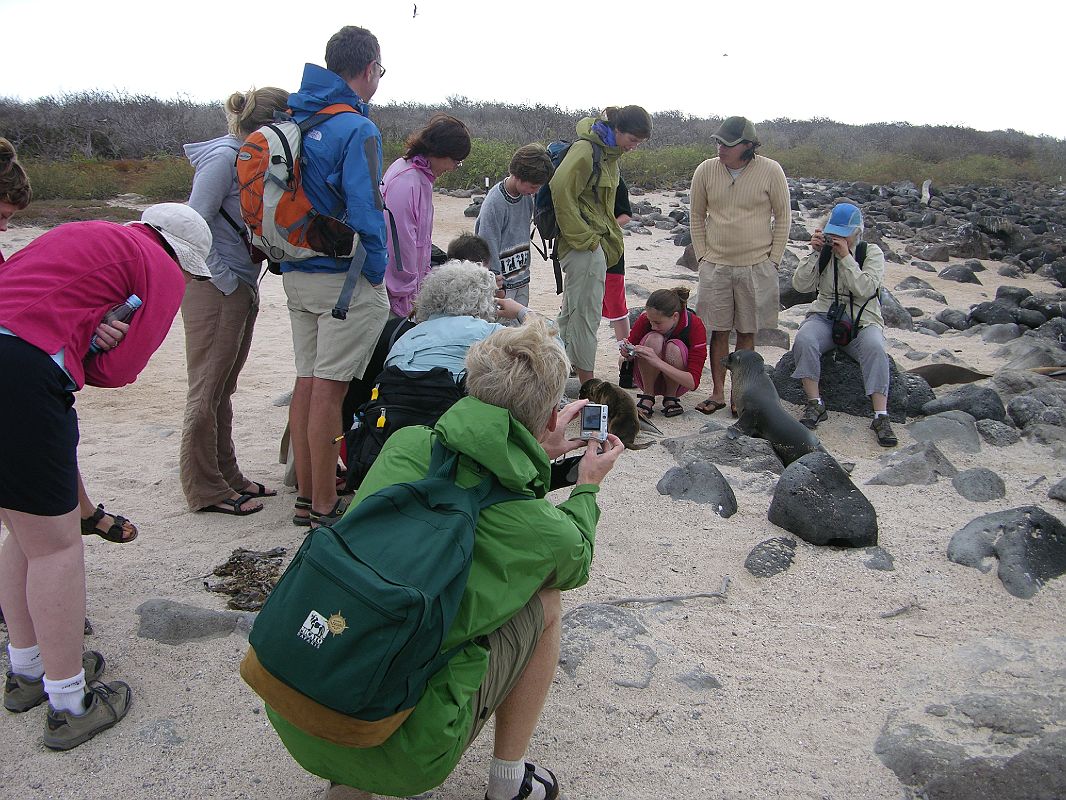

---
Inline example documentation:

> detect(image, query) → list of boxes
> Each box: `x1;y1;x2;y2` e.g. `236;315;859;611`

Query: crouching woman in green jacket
267;317;625;800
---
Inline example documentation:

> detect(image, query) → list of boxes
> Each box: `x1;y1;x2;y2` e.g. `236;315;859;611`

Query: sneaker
800;398;827;430
618;360;635;389
871;415;899;447
5;650;105;713
42;679;131;751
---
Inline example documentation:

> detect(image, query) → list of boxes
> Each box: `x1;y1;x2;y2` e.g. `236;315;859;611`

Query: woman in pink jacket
0;202;211;750
382;113;470;318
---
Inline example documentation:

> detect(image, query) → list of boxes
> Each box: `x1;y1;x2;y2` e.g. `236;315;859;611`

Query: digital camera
579;403;609;442
620;341;637;357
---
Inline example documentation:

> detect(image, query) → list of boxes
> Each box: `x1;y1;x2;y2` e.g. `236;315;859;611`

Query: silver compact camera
579;403;609;441
620;341;637;357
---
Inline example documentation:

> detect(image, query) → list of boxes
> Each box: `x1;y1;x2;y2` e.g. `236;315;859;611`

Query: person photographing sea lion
789;203;898;447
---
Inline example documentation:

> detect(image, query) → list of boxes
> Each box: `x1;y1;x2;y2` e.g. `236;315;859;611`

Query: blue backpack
532;139;603;293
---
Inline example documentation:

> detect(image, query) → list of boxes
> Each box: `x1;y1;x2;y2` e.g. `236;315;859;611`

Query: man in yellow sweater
689;116;790;414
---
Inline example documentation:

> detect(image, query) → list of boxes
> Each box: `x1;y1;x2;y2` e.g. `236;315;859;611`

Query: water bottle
88;294;142;354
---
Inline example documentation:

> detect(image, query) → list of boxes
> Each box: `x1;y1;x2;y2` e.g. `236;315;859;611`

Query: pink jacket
0;221;186;389
382;155;436;318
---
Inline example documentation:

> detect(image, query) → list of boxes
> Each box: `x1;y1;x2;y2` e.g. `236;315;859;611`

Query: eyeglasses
375;61;386;78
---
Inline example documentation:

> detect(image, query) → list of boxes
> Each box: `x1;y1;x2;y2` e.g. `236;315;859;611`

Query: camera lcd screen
581;406;602;429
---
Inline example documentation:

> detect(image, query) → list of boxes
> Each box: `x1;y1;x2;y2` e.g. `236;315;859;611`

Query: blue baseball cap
824;203;863;237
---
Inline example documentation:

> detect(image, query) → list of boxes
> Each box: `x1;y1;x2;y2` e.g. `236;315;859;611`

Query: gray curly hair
413;260;498;323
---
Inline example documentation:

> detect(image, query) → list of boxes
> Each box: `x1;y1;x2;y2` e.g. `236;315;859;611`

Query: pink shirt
0;221;186;389
382;155;436;318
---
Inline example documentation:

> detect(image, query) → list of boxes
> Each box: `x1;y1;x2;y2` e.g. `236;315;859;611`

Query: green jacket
549;116;624;267
267;397;600;796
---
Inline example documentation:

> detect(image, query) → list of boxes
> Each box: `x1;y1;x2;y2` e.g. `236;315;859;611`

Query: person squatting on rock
282;25;392;528
474;143;555;312
268;319;625;800
552;106;651;385
621;286;708;419
181;86;289;516
689;116;791;415
789;202;898;447
0;202;213;749
382;113;471;319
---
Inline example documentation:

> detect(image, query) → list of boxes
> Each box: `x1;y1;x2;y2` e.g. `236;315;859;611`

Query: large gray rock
907;410;981;453
662;429;784;474
982;323;1024;343
1049;478;1066;502
656;462;738;518
744;537;797;578
768;451;878;547
951;467;1006;502
866;441;957;486
880;289;915;331
771;351;933;423
921;384;1006;422
976;419;1021;447
135;599;255;645
947;506;1066;598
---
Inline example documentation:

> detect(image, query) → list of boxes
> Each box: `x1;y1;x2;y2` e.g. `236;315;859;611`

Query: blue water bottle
88;294;142;354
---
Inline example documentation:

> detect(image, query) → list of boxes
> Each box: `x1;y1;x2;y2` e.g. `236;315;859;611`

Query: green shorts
466;594;545;747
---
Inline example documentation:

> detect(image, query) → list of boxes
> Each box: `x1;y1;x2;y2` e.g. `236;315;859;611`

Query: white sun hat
137;203;213;278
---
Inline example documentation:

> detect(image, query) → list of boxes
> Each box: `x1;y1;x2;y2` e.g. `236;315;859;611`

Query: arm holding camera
836;241;885;298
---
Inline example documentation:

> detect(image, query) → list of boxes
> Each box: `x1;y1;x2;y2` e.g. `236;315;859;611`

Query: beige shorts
696;259;780;334
283;270;389;382
465;594;545;747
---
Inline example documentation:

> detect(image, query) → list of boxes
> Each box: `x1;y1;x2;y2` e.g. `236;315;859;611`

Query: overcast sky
3;0;1064;139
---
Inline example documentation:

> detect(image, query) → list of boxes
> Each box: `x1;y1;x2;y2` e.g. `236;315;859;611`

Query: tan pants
179;279;258;510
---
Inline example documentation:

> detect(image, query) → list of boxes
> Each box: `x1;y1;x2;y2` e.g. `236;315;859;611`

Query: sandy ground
0;193;1063;800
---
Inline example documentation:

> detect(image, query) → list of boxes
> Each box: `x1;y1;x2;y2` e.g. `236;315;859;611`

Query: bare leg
801;378;820;400
493;589;562;761
307;377;348;514
0;507;85;679
576;368;594;386
635;331;666;398
870;392;888;414
661;341;686;398
289;377;313;506
707;330;730;403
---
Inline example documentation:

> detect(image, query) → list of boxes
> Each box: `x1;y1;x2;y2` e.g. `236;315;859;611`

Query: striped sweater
689;154;791;267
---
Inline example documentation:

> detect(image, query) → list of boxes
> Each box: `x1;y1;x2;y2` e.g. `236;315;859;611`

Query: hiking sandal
486;763;560;800
80;504;138;543
293;496;312;527
662;396;684;418
309;496;352;528
635;394;655;417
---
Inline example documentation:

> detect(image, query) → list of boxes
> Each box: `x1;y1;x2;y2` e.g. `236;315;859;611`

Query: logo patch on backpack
297;610;330;649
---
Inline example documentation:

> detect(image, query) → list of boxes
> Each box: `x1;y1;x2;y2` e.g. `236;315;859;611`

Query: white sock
487;758;548;800
875;411;888;418
44;670;88;715
8;643;44;680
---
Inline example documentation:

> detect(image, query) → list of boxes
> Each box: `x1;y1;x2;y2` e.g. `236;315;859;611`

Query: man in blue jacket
283;25;391;528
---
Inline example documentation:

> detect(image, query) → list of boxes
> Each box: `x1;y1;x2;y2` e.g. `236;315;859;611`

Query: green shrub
136;157;193;200
23;160;120;200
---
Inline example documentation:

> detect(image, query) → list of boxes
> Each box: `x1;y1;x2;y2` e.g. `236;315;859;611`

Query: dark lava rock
744;537;797;577
768;451;878;547
1049;478;1066;502
907;410;981;453
995;285;1033;309
918;319;950;335
912;261;936;272
771;351;933;423
880;289;915;331
896;276;934;291
921;384;1006;422
676;244;699;270
1014;308;1048;329
976;419;1021;447
982;323;1024;344
866;441;957;486
938;265;982;284
656;462;738;518
936;308;971;331
947;506;1066;598
951;467;1006;502
969;301;1015;326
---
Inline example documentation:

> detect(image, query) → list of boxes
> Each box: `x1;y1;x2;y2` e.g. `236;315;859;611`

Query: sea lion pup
579;378;660;450
725;350;822;466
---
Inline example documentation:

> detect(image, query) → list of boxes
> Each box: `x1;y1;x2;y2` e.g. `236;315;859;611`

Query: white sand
1;193;1063;800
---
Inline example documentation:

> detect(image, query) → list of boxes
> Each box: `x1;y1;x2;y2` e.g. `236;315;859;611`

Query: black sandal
662;396;684;418
292;496;312;527
635;393;655;417
199;493;262;516
486;763;559;800
80;504;138;543
309;496;352;528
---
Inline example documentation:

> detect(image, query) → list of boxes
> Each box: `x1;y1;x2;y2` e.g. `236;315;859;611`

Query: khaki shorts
465;594;545;747
283;270;389;382
696;259;780;334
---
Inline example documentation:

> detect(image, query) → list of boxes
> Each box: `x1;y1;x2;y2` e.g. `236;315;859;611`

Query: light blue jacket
384;315;504;379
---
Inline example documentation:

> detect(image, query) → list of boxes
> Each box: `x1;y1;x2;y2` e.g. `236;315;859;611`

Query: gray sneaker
42;679;131;750
871;415;899;447
800;398;827;430
5;650;105;713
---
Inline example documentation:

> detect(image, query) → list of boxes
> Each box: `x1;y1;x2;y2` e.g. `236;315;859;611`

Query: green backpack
242;436;526;748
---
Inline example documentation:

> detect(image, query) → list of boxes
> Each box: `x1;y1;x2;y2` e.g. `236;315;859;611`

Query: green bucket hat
712;116;760;147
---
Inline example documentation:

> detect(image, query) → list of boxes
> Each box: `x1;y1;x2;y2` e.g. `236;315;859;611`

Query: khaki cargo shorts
465;594;545;746
696;259;780;334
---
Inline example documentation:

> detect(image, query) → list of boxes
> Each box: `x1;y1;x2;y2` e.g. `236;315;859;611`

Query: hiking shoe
618;360;635;389
5;650;105;713
871;415;899;447
800;398;827;430
42;679;131;751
